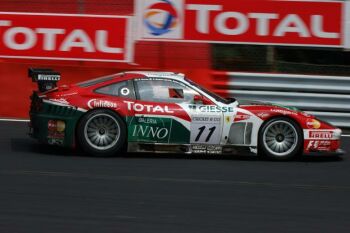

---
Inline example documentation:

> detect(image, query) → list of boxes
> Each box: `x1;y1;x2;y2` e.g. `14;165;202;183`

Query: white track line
0;118;29;122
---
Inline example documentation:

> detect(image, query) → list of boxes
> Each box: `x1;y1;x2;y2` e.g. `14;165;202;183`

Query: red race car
29;68;344;160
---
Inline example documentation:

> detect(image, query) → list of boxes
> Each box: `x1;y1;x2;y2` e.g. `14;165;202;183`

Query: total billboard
136;0;344;48
0;12;134;62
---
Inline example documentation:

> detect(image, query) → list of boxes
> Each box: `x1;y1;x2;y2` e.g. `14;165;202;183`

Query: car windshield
77;74;120;87
185;78;235;104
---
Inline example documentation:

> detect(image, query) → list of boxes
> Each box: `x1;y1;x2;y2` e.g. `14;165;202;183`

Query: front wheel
77;109;126;157
258;117;303;160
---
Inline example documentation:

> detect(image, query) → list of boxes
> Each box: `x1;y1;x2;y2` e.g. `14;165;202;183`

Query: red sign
0;12;133;62
136;0;343;47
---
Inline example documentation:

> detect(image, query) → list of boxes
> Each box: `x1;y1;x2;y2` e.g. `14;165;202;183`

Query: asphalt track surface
1;121;350;233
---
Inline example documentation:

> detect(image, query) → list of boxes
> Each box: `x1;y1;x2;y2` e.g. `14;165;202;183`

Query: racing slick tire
77;109;127;157
258;117;303;161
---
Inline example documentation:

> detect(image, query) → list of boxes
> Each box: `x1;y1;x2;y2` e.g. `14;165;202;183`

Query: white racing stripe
43;99;87;112
134;114;191;130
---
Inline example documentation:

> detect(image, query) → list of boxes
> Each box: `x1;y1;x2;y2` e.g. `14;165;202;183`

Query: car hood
237;99;299;111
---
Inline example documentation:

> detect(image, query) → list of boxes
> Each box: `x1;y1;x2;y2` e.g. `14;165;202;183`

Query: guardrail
212;72;350;128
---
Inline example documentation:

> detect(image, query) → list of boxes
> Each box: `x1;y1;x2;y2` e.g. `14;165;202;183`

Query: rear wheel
77;109;126;157
259;117;303;160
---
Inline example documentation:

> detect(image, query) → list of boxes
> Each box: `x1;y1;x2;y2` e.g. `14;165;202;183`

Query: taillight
48;120;66;133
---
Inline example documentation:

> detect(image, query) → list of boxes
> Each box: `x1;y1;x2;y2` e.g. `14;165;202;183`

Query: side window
95;80;135;99
135;79;199;103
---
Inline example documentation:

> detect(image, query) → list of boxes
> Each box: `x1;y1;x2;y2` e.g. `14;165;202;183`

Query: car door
132;78;224;147
185;104;223;145
130;78;191;144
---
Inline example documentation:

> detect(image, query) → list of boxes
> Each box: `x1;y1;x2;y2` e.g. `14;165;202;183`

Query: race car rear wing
28;68;61;92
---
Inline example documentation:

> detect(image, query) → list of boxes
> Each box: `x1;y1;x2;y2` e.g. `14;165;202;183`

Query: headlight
333;128;342;139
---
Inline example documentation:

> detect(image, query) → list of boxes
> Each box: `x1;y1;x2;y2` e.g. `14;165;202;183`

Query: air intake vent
228;122;253;145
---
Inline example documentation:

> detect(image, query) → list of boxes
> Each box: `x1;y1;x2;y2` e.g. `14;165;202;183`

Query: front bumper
303;127;343;155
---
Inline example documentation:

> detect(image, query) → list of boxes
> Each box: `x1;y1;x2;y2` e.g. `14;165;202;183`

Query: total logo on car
28;68;344;160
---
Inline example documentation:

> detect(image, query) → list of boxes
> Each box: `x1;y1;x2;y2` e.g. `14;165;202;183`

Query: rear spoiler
28;68;61;92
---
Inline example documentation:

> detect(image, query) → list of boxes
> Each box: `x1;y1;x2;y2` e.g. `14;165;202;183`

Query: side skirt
128;142;258;156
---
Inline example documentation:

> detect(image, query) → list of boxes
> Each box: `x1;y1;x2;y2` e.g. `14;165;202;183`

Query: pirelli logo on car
305;130;341;140
37;74;61;81
309;131;333;139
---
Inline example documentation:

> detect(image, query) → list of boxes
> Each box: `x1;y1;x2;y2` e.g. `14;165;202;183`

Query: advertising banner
136;0;343;47
0;12;133;62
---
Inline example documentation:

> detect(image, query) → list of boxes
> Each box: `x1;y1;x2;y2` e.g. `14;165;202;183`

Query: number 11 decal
195;126;216;142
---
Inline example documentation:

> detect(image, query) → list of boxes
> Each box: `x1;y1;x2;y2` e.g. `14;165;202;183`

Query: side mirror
193;95;212;105
193;94;203;104
226;97;236;104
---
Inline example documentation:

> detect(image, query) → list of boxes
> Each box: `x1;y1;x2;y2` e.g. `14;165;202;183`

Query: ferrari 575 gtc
28;68;343;160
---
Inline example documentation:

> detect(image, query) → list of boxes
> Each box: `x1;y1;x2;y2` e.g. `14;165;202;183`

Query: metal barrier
212;72;350;128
